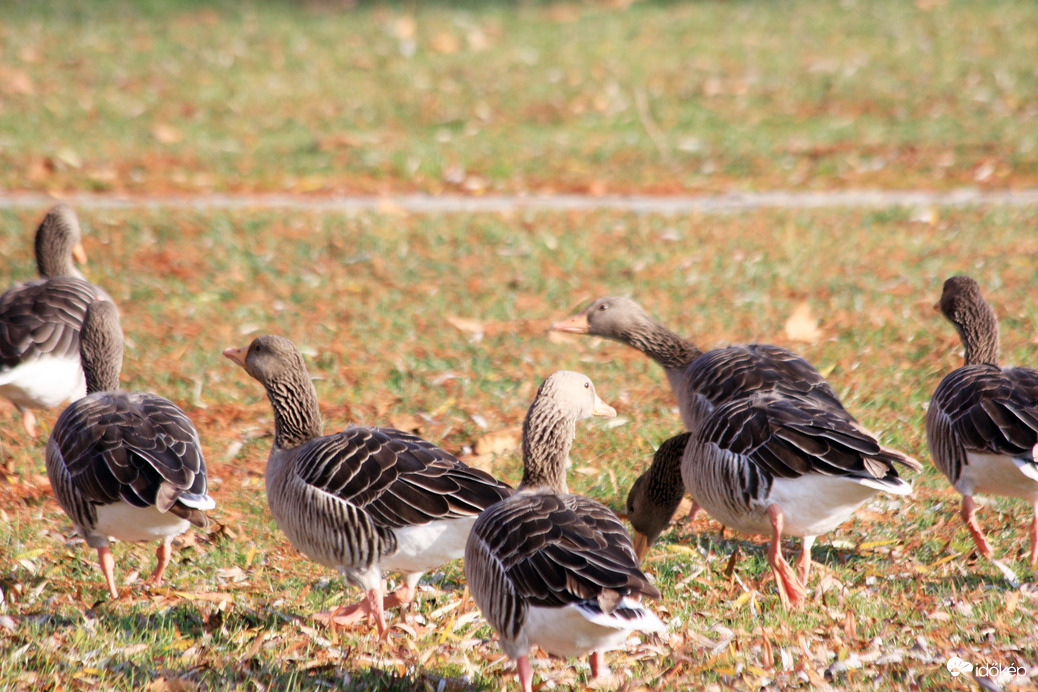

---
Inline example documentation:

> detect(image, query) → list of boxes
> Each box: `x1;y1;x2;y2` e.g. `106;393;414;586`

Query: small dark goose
46;301;214;598
1;205;110;436
926;275;1038;568
628;393;919;609
465;371;664;691
224;335;512;639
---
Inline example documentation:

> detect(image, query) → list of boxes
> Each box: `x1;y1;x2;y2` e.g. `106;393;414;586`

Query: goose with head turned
552;296;846;432
224;334;512;639
553;296;846;524
1;205;111;436
926;275;1038;569
465;371;665;692
627;392;919;609
46;300;214;598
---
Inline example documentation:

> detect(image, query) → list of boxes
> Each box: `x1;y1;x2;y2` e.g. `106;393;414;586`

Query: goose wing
0;277;102;370
292;426;512;530
685;344;846;418
48;391;211;526
927;364;1038;482
469;493;659;614
697;394;916;507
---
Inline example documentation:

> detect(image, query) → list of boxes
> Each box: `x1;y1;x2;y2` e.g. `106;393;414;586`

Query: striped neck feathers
519;397;577;495
264;367;324;449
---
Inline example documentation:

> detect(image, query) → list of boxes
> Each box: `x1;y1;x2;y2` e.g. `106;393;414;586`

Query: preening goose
1;205;110;436
926;275;1038;568
628;394;919;608
465;371;665;692
223;335;512;638
46;301;214;598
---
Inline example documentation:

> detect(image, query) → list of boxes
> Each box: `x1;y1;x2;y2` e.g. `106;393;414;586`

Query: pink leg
97;545;119;598
961;495;994;559
516;655;534;692
766;505;806;609
687;499;701;522
21;409;37;438
317;586;388;639
796;536;816;587
589;650;607;679
1029;503;1037;568
382;580;418;611
147;542;173;585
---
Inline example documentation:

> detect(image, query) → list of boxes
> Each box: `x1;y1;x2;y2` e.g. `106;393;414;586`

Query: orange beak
592;395;616;418
223;346;247;367
73;243;88;265
632;531;651;563
550;311;590;334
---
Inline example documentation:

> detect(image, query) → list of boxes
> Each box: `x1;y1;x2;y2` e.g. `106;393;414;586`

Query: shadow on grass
11;602;496;691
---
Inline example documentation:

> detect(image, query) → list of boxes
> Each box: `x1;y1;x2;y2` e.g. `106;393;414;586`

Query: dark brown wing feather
293;425;512;530
698;394;915;506
470;492;659;611
927;364;1038;482
49;391;211;526
685;344;846;416
0;277;104;369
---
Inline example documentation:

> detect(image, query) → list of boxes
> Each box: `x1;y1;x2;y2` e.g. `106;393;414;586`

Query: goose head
35;204;87;279
551;296;654;342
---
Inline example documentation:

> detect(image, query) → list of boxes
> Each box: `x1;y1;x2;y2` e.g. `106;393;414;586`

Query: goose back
685;393;918;538
266;424;512;580
465;490;660;659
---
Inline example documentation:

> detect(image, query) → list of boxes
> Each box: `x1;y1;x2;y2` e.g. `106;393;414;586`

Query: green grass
1;204;1037;689
1;0;1037;195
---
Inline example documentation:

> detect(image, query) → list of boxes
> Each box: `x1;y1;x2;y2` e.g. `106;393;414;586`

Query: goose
223;334;512;638
465;371;665;692
551;296;845;432
552;296;845;524
627;393;919;609
926;275;1038;568
46;300;214;598
1;204;110;436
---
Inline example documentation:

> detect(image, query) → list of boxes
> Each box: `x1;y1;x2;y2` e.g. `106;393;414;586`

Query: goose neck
264;371;324;449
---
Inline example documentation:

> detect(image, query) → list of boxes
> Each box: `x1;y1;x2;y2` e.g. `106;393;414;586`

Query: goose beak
550;311;590;334
223;346;247;367
73;242;88;265
632;531;651;563
592;395;616;418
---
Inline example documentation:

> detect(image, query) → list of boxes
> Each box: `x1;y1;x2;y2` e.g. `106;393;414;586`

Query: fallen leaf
784;302;823;343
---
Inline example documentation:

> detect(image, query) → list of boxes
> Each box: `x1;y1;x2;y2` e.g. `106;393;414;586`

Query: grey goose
1;204;110;436
223;334;512;639
627;393;919;609
552;296;846;524
46;300;214;598
465;371;664;691
551;296;845;432
926;275;1038;568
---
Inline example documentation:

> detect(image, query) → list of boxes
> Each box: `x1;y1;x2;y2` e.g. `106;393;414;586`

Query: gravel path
2;188;1038;214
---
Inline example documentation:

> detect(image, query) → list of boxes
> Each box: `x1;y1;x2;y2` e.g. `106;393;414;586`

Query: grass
1;0;1037;195
1;204;1037;690
1;0;1037;688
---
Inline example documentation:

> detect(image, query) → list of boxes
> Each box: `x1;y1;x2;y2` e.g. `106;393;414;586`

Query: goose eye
584;381;590;389
598;303;609;311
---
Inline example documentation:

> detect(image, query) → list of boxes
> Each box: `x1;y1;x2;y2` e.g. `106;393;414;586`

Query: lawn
1;0;1037;690
1;0;1037;195
1;204;1037;690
